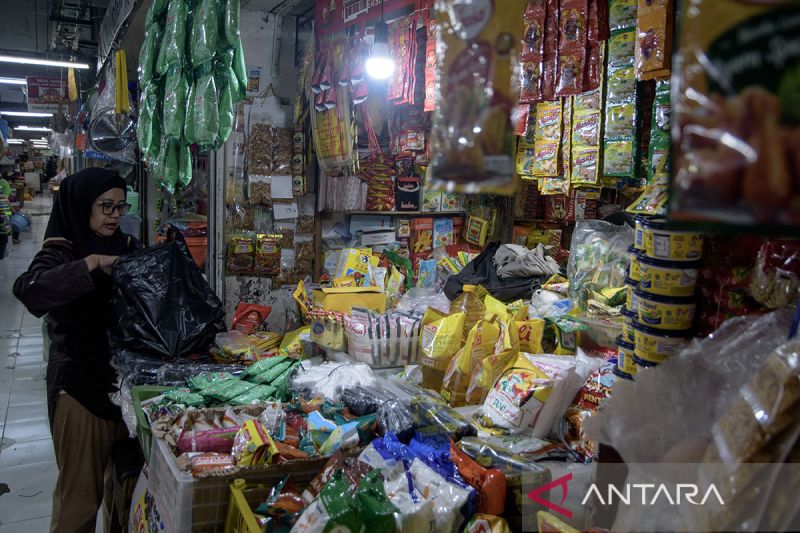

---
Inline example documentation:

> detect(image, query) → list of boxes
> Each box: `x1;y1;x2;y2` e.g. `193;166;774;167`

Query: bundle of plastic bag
290;361;377;403
190;0;219;67
189;62;219;147
155;0;187;77
162;65;188;140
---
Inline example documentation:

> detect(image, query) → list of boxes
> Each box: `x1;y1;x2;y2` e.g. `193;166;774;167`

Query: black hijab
44;167;129;257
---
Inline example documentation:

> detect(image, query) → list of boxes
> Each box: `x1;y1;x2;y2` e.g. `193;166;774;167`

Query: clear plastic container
451;285;486;339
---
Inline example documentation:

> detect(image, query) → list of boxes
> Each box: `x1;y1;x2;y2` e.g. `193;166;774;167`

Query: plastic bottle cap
463;285;476;292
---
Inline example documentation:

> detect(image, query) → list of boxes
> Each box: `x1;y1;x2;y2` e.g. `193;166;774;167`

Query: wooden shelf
514;217;545;222
322;210;466;217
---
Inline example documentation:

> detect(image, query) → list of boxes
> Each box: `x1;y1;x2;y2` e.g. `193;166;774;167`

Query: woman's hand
84;254;120;275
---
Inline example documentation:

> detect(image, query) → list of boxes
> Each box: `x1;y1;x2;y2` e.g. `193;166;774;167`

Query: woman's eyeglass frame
95;201;132;216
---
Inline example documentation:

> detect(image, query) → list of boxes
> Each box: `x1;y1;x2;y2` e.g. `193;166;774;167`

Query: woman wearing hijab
14;168;140;533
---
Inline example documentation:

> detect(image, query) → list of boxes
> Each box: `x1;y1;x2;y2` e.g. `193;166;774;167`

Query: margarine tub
625;278;639;313
613;366;634;381
634;217;645;250
633;322;691;364
626;246;640;282
616;335;637;375
637;255;700;297
641;218;703;262
636;288;696;330
621;307;636;342
633;354;659;368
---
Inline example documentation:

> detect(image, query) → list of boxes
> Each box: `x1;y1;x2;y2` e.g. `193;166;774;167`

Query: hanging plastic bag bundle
137;22;162;86
155;0;187;77
178;142;192;189
220;0;240;50
233;39;248;101
191;61;220;147
162;65;188;140
215;51;235;146
190;0;219;68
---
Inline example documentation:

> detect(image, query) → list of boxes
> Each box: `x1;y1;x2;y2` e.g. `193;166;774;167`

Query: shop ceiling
0;0;107;132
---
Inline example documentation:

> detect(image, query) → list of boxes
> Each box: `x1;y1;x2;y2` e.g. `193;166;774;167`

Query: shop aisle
0;195;56;532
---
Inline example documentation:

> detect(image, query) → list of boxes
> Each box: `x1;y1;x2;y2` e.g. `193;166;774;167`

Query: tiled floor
0;195;56;532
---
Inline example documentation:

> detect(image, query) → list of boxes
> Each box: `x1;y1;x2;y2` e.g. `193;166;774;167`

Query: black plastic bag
110;240;225;369
443;241;544;303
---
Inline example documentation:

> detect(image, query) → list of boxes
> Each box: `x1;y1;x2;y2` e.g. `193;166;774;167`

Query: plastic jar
637;255;700;297
642;218;703;261
636;289;696;330
627;245;641;282
616;335;637;376
633;322;691;364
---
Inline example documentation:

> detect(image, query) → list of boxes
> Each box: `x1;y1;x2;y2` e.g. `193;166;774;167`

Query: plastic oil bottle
451;285;486;340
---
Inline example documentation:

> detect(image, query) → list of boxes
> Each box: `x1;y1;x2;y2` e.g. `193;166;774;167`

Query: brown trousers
50;393;128;533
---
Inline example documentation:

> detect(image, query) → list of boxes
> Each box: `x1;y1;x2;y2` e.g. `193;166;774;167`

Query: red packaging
232;303;273;334
424;18;437;112
565;189;599;222
555;0;588;97
514;105;532;136
520;1;547;104
541;0;559;100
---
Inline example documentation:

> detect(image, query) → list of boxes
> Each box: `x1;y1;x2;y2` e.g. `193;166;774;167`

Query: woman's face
89;188;126;237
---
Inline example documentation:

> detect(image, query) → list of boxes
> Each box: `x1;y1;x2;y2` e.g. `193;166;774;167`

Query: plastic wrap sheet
586;309;795;463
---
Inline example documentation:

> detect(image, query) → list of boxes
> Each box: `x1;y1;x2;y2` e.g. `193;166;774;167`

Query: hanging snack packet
220;0;240;50
428;0;527;194
253;234;281;277
138;23;162;86
226;234;255;274
190;0;219;68
555;0;588;97
519;1;546;104
232;420;279;466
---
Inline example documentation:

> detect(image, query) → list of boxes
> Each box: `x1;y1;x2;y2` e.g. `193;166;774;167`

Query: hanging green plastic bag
145;0;168;29
191;62;219;147
136;83;155;156
178;142;192;189
191;0;219;68
184;79;197;144
216;54;234;146
162;65;188;140
138;23;162;86
221;0;240;50
156;0;187;77
233;39;247;101
163;140;180;194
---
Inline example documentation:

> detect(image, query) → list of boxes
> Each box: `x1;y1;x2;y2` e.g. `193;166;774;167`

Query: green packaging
190;0;219;68
356;470;400;531
156;0;187;77
188;371;236;390
162;65;188;140
245;356;289;377
230;384;277;404
201;378;256;403
191;62;219;147
163;387;205;407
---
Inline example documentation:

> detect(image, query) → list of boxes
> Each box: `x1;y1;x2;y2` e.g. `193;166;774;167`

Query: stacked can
615;221;643;380
628;218;703;372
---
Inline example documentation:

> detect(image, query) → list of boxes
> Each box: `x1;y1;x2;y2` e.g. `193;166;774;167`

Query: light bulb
366;55;395;80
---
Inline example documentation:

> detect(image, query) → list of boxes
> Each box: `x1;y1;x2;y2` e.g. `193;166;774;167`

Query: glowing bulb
366;55;395;80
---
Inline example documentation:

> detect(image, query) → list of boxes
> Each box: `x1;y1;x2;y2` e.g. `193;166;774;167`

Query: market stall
111;0;800;531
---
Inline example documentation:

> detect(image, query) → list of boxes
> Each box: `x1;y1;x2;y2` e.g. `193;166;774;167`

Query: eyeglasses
96;201;131;216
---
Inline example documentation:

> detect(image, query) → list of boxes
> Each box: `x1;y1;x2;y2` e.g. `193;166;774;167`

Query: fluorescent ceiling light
6;139;23;144
1;111;53;117
15;126;52;131
0;55;90;69
0;77;27;85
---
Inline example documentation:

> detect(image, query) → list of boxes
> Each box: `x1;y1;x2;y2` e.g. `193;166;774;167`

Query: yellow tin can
638;255;700;298
642;218;703;262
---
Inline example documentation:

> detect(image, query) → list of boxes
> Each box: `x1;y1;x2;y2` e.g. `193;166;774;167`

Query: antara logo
527;474;726;520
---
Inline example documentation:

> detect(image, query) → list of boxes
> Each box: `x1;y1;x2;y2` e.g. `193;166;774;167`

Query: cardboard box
360;229;397;246
312;287;387;314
